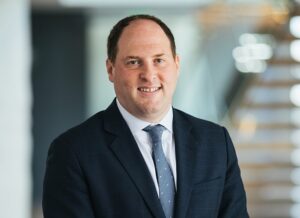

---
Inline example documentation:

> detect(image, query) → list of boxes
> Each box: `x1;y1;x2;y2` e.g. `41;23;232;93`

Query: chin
136;104;156;114
141;105;167;118
139;106;158;114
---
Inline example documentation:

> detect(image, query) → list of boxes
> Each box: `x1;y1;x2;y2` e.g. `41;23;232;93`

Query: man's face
106;19;180;122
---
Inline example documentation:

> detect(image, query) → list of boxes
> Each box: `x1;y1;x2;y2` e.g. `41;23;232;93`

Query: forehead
117;19;171;55
122;19;165;37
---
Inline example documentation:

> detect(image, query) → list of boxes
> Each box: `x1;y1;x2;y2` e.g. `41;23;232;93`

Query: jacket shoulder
48;110;108;156
173;108;223;130
57;111;105;141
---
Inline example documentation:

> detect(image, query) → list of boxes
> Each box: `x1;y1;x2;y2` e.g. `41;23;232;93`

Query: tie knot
143;124;165;143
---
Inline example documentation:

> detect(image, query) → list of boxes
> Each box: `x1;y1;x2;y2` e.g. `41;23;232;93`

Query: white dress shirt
116;100;177;195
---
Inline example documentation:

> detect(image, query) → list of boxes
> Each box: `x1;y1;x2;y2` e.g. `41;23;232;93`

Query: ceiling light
290;16;300;38
290;40;300;62
290;84;300;106
235;60;267;73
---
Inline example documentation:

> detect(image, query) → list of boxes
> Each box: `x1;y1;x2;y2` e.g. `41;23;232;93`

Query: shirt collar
116;99;173;134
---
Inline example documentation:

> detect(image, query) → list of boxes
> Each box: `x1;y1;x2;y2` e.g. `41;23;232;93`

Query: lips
138;87;161;93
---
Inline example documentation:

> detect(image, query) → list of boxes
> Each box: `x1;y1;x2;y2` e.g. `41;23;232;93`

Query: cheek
113;67;140;90
115;75;137;91
163;73;178;88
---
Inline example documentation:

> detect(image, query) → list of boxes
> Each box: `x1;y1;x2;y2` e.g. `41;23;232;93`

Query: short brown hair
107;14;176;63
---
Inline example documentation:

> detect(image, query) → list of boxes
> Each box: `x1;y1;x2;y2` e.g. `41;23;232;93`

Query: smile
138;87;161;93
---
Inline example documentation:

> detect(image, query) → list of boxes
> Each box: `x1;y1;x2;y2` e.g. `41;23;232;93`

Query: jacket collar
103;100;165;218
103;100;198;218
173;109;198;218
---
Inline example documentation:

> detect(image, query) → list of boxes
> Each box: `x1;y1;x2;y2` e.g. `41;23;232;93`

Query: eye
154;58;165;64
126;59;140;66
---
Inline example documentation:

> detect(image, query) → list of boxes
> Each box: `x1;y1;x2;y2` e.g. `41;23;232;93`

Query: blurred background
1;0;300;217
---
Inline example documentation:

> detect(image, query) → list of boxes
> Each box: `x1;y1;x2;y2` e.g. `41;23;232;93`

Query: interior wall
31;12;86;210
0;0;32;218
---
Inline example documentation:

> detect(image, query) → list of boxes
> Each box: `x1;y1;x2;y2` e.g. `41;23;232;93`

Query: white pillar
0;0;32;218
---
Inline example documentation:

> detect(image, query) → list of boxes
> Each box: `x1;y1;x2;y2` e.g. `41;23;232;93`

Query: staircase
230;28;300;217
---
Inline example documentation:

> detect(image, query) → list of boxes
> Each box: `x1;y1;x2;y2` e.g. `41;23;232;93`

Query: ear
106;59;115;83
175;54;180;75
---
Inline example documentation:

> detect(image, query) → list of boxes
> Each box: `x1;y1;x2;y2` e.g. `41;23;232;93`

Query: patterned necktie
143;124;175;218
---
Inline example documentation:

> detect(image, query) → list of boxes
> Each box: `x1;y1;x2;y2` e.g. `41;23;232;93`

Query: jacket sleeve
218;127;249;218
42;137;95;218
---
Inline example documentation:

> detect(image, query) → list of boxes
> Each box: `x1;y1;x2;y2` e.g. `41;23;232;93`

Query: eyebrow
125;54;165;59
153;53;165;57
126;56;139;59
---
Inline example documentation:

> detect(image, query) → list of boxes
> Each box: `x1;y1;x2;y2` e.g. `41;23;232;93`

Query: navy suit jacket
43;100;249;218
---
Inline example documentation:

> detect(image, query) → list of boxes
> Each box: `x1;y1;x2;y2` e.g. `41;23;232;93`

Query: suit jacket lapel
103;101;165;218
173;109;198;218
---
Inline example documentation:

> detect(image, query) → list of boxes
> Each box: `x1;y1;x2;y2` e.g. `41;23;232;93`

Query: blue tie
143;124;175;218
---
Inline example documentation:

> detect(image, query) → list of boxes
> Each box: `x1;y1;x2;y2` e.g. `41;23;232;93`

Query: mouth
138;87;162;93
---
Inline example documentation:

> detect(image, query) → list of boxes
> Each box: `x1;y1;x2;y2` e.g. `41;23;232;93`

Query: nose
139;62;157;82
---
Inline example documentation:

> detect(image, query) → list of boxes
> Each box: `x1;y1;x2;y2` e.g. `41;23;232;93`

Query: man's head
106;15;180;122
107;14;177;63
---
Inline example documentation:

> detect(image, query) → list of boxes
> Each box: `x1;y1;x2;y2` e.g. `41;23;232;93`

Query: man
43;14;249;218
